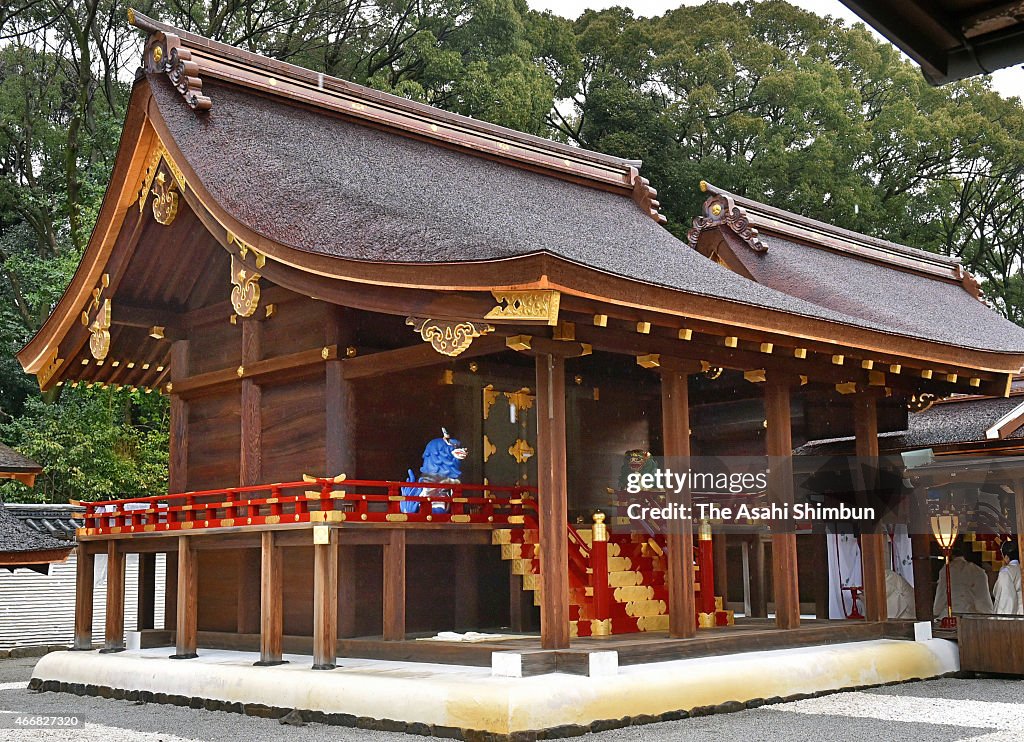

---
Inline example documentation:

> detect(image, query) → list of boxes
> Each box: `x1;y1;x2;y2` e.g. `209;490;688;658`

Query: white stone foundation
32;639;959;735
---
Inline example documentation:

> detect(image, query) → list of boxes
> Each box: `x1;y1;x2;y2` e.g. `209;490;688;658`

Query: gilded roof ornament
687;182;767;254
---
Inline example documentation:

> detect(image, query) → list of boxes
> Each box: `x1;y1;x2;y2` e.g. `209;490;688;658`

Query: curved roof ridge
699;181;972;286
127;8;669;224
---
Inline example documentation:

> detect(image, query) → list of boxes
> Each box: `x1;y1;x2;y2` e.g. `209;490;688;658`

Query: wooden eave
18;77;1024;396
0;547;73;566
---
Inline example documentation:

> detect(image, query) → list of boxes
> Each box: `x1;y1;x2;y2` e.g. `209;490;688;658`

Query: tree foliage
0;0;1022;501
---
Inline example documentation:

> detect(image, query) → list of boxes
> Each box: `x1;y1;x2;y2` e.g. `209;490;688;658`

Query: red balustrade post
698;519;716;615
320;481;333;512
591;512;611;634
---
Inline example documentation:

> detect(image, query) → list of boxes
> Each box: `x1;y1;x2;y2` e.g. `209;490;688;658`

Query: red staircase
493;514;733;637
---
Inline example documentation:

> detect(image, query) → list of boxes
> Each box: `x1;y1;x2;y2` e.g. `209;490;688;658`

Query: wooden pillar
854;394;887;622
73;548;94;650
383;529;406;641
751;535;768;618
313;530;340;669
509;569;530;632
661;368;697;637
164;549;177;631
137;552;156;631
257;531;285;665
814;532;830;619
338;544;357;638
237;549;261;635
765;375;799;629
1015;479;1024;609
454;544;479;630
535;353;569;649
910;490;933;622
171;536;198;659
101;541;125;652
168;340;189;493
326;306;356;477
240;319;262;486
713;534;729;605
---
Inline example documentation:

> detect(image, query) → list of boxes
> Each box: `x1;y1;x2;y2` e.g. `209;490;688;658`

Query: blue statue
401;428;468;513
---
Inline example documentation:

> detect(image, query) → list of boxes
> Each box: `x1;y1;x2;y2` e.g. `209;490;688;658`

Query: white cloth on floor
885;568;916;619
933;556;994;618
992;561;1023;615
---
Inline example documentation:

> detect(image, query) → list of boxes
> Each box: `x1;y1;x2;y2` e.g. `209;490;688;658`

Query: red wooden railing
79;479;537;536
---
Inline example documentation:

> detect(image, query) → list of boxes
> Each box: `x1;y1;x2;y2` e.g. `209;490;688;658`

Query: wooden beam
454;544;480;630
343;334;508;380
240;319;262;486
854;394;888;622
257;532;285;665
312;530;339;669
111;302;184;333
73;548;94;650
102;541;126;652
536;353;570;649
137;552;156;631
509;569;530;632
661;368;696;638
171;536;198;659
173;345;337;397
765;374;800;629
168;341;189;493
383;529;407;641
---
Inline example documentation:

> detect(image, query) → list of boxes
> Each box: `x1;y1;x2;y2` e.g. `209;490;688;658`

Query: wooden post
338;544;357;638
661;368;697;638
237;549;261;635
73;548;94;650
697;522;717;615
509;569;529;632
454;544;479;630
256;532;285;666
101;541;125;652
137;552;156;631
164;549;177;631
765;375;800;629
535;353;569;649
313;529;340;669
171;536;198;659
1015;480;1024;610
713;533;729;606
751;535;768;618
326;306;356;477
854;394;888;622
168;340;189;493
813;532;830;619
910;490;933;622
383;529;406;641
240;319;262;486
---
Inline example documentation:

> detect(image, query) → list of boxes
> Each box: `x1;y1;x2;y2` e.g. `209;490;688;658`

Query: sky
526;0;1024;99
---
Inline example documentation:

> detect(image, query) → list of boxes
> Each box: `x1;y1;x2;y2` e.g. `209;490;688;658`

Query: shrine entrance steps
492;520;733;637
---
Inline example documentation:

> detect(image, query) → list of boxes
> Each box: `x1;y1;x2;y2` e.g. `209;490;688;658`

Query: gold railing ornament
406;317;493;357
592;511;608;542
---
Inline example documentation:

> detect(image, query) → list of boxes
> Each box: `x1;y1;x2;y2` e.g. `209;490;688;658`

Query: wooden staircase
493;517;733;637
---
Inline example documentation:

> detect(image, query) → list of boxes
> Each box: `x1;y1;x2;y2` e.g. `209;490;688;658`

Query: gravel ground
0;655;1021;741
